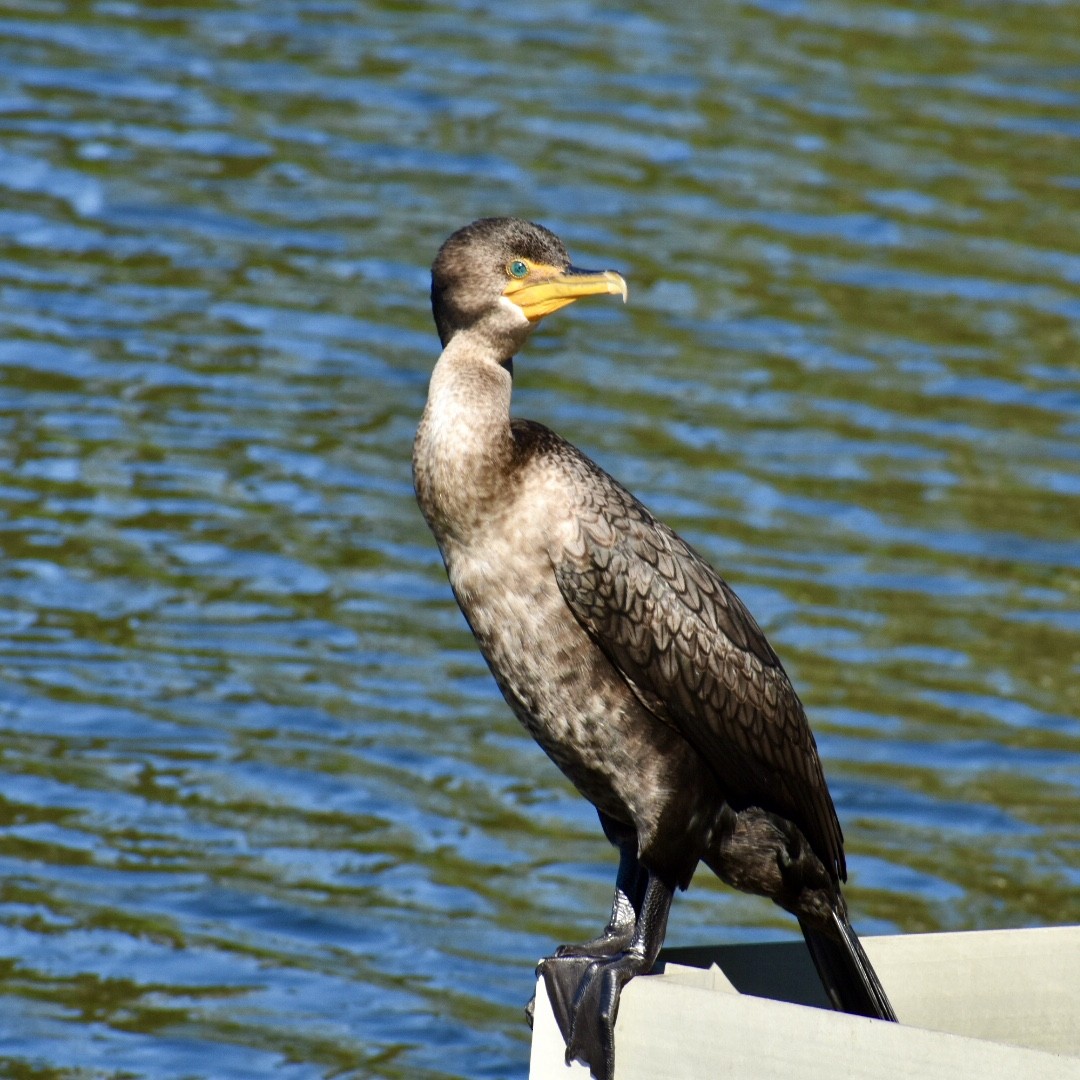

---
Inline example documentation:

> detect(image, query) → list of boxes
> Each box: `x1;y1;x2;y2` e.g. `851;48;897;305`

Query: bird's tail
800;909;897;1022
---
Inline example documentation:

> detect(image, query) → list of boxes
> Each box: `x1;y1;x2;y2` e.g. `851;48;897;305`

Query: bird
412;217;897;1080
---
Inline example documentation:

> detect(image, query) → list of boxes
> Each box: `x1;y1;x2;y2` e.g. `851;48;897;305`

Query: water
0;1;1077;1076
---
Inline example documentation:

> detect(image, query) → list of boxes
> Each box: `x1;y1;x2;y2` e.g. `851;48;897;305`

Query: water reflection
0;1;1077;1077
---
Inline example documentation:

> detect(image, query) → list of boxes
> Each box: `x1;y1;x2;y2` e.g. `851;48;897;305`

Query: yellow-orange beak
502;263;628;322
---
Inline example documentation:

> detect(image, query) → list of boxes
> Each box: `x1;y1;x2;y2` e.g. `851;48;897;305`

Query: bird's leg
557;835;646;958
528;834;645;1033
562;872;674;1080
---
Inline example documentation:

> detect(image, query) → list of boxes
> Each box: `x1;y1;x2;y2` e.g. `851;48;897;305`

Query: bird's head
431;218;627;353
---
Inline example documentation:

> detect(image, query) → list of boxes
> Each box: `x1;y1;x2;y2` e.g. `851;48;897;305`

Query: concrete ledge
529;926;1080;1079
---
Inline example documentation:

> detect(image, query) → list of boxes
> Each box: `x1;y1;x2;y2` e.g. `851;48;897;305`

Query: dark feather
517;419;847;881
801;909;898;1021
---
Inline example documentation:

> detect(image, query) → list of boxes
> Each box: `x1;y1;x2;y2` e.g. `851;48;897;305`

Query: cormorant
413;217;897;1080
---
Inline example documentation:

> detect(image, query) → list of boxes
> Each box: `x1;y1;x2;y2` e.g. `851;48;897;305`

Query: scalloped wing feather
548;446;846;881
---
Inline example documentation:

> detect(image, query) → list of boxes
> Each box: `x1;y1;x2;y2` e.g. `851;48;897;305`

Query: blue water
0;2;1077;1077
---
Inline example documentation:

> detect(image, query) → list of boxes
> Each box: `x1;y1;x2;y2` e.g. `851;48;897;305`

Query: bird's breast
440;511;691;829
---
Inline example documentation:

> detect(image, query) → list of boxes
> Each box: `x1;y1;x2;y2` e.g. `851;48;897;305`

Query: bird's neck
412;332;516;544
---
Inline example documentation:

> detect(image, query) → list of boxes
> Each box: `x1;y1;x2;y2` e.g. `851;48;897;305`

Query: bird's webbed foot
526;927;634;1031
527;827;647;1031
527;896;638;1031
542;873;675;1080
530;923;634;1033
532;951;595;1040
561;947;652;1080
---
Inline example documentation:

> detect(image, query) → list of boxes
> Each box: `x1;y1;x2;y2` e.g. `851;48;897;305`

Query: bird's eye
508;260;529;279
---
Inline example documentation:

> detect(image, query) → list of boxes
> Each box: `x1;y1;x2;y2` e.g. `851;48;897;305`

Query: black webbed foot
529;924;630;1041
528;830;674;1080
563;949;652;1080
535;952;597;1045
529;924;635;1036
529;827;647;1044
537;874;675;1080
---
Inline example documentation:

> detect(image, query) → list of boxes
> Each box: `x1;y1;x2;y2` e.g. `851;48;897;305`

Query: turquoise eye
508;260;528;279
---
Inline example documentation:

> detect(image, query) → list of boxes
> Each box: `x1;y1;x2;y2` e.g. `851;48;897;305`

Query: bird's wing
550;454;845;880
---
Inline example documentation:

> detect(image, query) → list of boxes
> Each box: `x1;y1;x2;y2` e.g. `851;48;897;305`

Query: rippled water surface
0;1;1078;1076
